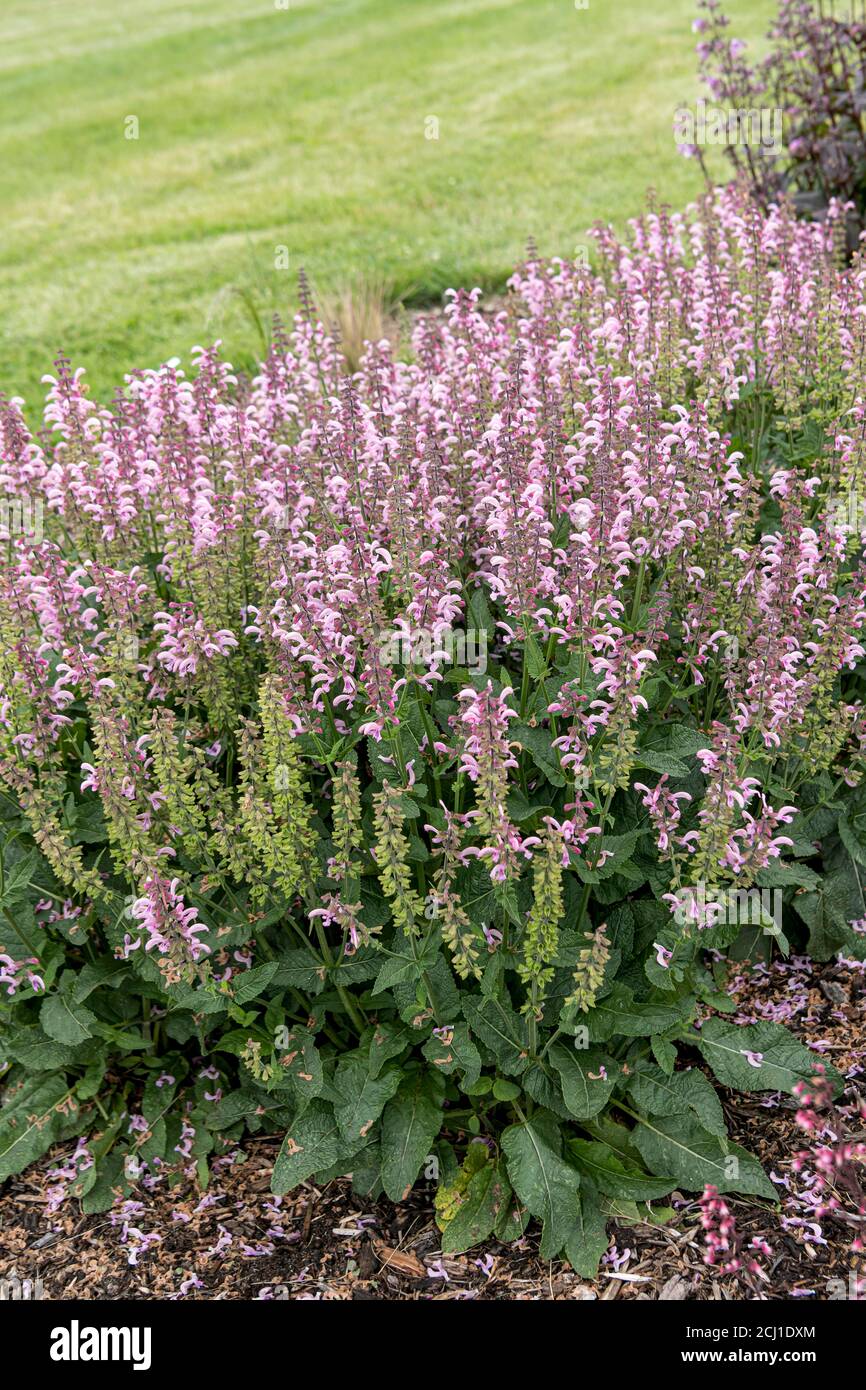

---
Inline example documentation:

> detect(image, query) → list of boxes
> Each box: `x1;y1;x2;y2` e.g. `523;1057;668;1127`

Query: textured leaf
422;1022;482;1090
642;723;705;759
632;1114;776;1199
380;1071;445;1200
523;1060;572;1119
40;988;97;1045
276;1025;323;1100
73;959;128;1001
696;1018;840;1096
462;994;530;1075
81;1151;130;1214
756;860;821;891
333;1056;402;1142
166;981;227;1015
568;1138;676;1200
633;749;689;778
651;1036;677;1074
0;850;38;903
272;949;327;995
206;1087;293;1132
573;829;647;883
0;1074;72;1181
563;1176;610;1277
838;813;866;868
549;1043;616;1119
392;951;460;1024
586;984;690;1041
5;1025;97;1073
493;1186;530;1243
272;1099;359;1192
627;1064;727;1137
232;961;279;1005
792;868;863;961
513;723;566;786
366;1020;411;1078
371;931;439;995
440;1158;511;1254
502;1119;581;1259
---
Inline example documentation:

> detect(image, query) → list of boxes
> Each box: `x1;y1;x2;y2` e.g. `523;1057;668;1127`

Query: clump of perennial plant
1;183;866;1272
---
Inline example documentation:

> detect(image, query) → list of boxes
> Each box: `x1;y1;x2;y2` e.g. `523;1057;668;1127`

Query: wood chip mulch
1;952;864;1301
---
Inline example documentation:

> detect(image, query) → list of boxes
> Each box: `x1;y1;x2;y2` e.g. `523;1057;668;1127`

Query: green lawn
0;0;775;407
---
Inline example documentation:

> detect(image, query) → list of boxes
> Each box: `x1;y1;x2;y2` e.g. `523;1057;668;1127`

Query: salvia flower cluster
1;183;865;1273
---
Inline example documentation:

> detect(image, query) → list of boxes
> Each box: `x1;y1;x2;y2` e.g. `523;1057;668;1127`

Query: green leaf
73;959;128;1001
466;586;495;643
642;722;705;759
651;1037;677;1074
40;986;97;1045
633;750;689;778
439;1158;511;1254
549;1043;616;1119
142;1067;181;1123
463;1075;493;1097
524;633;549;680
512;723;566;786
81;1151;130;1214
632;1114;775;1199
567;1138;676;1200
627;1064;726;1138
462;994;530;1076
272;1099;360;1192
599;1195;642;1221
393;952;461;1025
422;1022;482;1090
350;1144;383;1199
4;1025;98;1072
792;866;864;960
838;813;866;868
272;949;327;995
166;981;227;1015
522;1059;572;1119
0;849;38;902
507;788;555;824
207;1087;293;1132
333;1056;403;1143
572;829;647;883
0;1074;72;1181
366;1020;411;1078
371;931;439;995
0;900;44;961
380;1071;445;1201
696;1018;841;1096
232;961;279;1005
585;983;690;1041
501;1119;581;1259
493;1186;530;1243
563;1176;610;1278
756;860;821;891
276;1025;323;1100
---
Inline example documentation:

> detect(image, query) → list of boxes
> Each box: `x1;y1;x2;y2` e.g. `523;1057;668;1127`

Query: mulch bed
2;952;864;1301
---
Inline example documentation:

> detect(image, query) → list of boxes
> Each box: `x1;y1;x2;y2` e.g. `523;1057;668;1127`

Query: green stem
312;913;367;1033
416;687;443;804
630;555;648;627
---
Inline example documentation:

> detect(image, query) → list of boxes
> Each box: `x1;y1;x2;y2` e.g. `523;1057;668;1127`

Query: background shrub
1;184;864;1267
692;0;866;245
